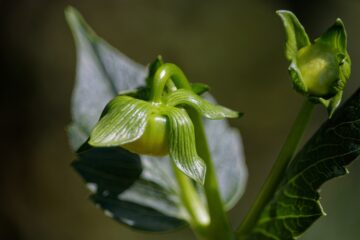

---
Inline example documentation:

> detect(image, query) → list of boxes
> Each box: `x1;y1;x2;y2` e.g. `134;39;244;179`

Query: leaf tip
64;5;79;25
64;5;76;14
65;5;98;43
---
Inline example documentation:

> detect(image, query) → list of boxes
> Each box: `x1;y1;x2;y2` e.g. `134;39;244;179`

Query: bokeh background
1;0;360;239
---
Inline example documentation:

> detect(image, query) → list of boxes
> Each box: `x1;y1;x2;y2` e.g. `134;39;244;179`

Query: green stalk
236;99;314;238
189;110;236;240
172;163;210;238
150;63;192;103
165;79;212;239
156;67;234;239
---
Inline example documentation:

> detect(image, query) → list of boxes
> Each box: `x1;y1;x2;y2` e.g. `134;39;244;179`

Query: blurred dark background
1;0;360;239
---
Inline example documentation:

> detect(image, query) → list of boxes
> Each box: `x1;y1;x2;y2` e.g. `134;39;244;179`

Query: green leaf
66;6;247;230
277;10;311;61
66;6;185;231
89;96;151;147
166;107;206;184
65;6;146;150
245;88;360;240
288;61;308;94
166;89;242;119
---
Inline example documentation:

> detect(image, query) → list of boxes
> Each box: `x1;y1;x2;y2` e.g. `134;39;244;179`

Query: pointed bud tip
276;10;290;16
335;18;344;25
64;5;75;15
64;5;82;23
156;55;163;61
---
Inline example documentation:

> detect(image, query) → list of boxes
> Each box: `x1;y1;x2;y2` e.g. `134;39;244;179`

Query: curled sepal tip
165;89;242;119
278;10;351;116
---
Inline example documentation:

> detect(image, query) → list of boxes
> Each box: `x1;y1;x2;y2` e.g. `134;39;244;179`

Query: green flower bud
88;59;242;184
278;10;351;116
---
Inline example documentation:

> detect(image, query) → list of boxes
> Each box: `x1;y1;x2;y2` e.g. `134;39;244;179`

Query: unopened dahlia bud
88;59;242;184
278;11;351;116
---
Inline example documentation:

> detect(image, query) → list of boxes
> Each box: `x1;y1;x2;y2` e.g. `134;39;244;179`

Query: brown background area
1;0;360;239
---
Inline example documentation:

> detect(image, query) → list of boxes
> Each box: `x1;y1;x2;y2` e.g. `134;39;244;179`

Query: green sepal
166;107;206;184
288;61;308;94
316;18;351;94
277;10;311;61
316;18;347;54
165;89;242;119
89;96;151;146
314;91;343;118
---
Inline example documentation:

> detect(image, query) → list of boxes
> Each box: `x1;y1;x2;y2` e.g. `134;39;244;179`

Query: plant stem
150;63;192;103
172;163;210;238
165;78;213;239
189;110;236;240
163;71;234;239
236;99;314;238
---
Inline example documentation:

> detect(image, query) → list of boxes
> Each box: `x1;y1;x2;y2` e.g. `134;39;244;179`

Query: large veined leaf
245;88;360;240
74;144;185;231
65;6;247;231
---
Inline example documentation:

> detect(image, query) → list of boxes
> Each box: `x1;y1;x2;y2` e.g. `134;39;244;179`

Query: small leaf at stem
191;83;210;95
